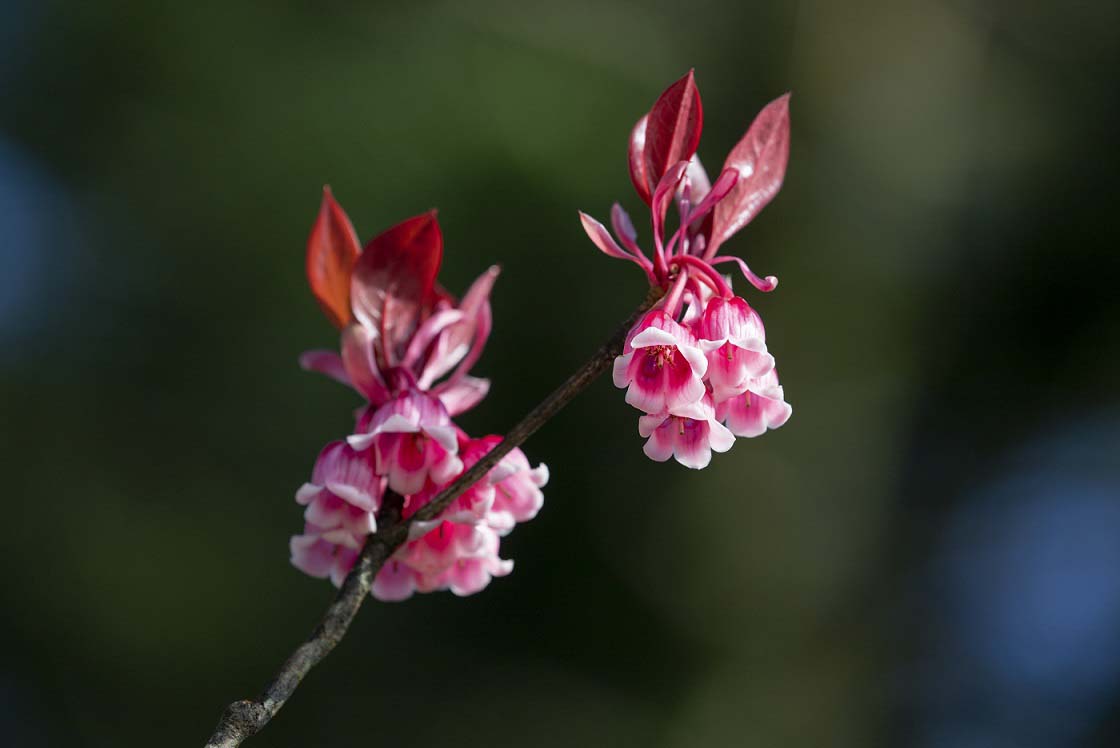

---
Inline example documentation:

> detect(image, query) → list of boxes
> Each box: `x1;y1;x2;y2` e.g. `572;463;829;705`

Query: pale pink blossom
486;442;549;534
695;295;774;400
613;310;708;414
348;390;463;496
715;368;792;437
402;435;548;536
290;528;361;588
638;395;735;469
290;442;382;586
371;521;512;601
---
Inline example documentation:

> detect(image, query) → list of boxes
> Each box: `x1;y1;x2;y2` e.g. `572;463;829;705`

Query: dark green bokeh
2;1;1118;746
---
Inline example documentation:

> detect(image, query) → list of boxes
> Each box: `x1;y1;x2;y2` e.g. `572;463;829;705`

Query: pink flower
695;295;774;400
487;443;549;534
370;434;547;601
638;396;735;469
290;442;383;586
613;310;708;414
371;521;512;601
348;390;463;496
715;368;792;438
290;529;361;588
402;435;549;537
401;434;499;526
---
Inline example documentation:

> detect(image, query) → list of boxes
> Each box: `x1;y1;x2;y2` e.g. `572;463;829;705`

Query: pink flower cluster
290;194;546;599
581;71;793;468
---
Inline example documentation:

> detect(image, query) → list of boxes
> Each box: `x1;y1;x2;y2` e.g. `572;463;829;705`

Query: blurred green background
3;0;1119;745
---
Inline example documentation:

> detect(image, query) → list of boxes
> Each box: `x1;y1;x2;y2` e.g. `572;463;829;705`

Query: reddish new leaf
350;210;443;367
709;93;791;254
641;70;703;200
627;114;651;204
306;186;361;329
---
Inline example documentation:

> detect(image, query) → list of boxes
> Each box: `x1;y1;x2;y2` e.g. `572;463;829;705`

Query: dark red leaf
306;186;361;329
641;70;703;199
350;210;443;367
627;114;651;204
709;93;791;254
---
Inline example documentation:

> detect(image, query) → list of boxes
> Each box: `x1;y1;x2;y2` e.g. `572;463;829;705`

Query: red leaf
306;186;361;329
350;210;443;367
627;114;651;204
641;70;703;200
709;93;791;254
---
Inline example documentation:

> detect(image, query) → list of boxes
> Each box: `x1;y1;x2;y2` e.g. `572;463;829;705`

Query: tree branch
204;288;662;747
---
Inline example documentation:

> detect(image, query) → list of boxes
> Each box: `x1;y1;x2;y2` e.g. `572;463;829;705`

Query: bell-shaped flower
401;434;499;529
486;443;549;535
402;435;548;536
295;441;382;528
695;295;774;399
638;395;735;469
371;521;512;601
613;310;708;414
289;525;362;589
348;390;462;496
715;368;792;437
289;441;382;587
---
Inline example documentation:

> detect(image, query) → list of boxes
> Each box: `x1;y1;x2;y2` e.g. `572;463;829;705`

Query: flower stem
203;286;664;748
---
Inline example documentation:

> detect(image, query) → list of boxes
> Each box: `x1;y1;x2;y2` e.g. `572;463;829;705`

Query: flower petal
340;324;389;404
612;353;634;388
298;350;351;387
580;211;633;261
434;375;490;416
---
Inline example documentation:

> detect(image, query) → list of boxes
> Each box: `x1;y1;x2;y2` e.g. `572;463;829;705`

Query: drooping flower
695;295;774;400
399;433;501;529
372;521;512;601
580;70;793;466
486;444;548;534
348;390;463;496
368;433;548;601
612;310;708;414
289;442;383;587
715;367;792;438
638;395;735;469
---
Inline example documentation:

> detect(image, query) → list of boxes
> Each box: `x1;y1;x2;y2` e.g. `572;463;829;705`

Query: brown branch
203;288;662;748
